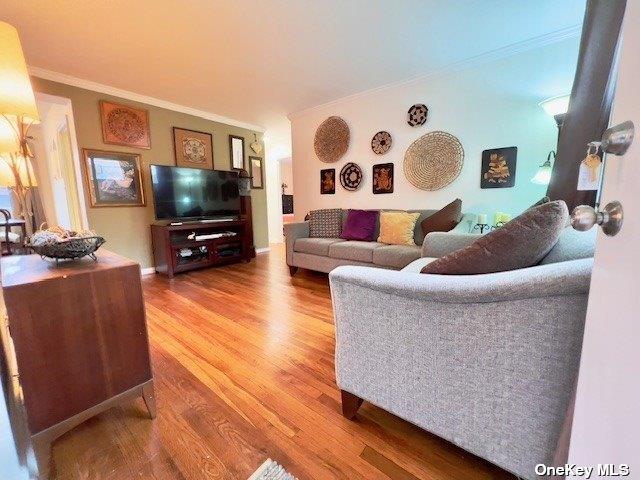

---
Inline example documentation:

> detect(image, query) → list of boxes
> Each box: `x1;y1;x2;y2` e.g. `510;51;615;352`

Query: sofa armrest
284;221;309;265
330;258;592;304
421;213;478;257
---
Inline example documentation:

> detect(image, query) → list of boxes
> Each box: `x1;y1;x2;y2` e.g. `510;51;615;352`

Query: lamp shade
0;22;39;154
0;154;37;187
539;95;570;117
532;151;555;185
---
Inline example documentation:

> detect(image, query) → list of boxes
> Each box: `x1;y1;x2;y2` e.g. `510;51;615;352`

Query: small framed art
173;127;214;169
82;149;145;207
249;156;264;189
99;100;151;149
373;163;394;194
320;169;335;194
229;135;245;170
481;146;517;188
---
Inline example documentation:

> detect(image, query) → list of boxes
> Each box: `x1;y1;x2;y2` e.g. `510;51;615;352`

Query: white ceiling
1;0;585;157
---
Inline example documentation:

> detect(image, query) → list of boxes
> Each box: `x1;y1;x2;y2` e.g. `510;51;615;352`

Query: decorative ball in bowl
28;225;106;263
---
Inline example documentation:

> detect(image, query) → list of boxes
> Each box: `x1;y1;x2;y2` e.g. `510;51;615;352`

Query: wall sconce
531;151;555;185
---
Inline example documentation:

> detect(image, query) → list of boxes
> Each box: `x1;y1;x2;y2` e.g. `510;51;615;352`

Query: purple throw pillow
341;209;378;241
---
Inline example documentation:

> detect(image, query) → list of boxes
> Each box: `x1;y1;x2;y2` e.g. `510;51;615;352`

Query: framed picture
320;168;335;194
173;127;214;169
249;156;264;189
481;146;517;188
229;135;245;170
82;149;145;207
99;100;151;149
373;163;394;194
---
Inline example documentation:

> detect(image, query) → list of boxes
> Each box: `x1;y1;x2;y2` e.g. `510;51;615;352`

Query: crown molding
29;66;265;132
287;24;582;120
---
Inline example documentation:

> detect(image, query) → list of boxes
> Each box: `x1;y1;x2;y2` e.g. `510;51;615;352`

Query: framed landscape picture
99;100;151;149
229;135;245;170
173;127;214;169
249;156;264;189
373;163;394;194
481;146;517;188
82;149;145;207
320;168;335;194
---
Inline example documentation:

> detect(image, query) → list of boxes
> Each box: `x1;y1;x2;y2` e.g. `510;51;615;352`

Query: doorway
31;93;88;231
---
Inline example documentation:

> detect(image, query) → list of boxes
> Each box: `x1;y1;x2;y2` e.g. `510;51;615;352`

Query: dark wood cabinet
0;251;155;477
151;217;254;277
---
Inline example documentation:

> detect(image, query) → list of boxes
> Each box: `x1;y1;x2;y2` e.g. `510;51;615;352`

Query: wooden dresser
0;250;155;478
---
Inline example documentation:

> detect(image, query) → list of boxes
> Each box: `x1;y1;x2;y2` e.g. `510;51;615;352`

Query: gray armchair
329;250;593;479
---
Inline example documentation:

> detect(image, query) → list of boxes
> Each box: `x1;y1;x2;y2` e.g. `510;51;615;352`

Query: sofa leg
289;265;298;276
340;390;363;419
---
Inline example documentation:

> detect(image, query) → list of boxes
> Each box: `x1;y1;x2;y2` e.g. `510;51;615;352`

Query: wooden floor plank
49;245;512;479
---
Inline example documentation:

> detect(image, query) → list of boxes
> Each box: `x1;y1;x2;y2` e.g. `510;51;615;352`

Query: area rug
248;459;297;480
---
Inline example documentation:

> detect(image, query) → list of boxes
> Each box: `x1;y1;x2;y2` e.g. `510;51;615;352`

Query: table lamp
0;21;40;222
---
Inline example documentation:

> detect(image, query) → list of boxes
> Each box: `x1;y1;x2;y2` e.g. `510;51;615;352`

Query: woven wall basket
403;131;464;190
314;116;350;163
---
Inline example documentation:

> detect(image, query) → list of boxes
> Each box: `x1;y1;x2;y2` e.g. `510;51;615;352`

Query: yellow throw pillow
377;211;421;245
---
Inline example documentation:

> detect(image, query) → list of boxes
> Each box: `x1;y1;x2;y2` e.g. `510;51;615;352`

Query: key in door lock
570;121;633;237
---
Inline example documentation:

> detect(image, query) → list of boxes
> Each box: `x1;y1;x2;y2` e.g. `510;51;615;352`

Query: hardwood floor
49;245;511;479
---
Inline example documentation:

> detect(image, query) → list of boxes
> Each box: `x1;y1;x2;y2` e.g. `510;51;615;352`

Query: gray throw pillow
309;208;343;238
421;200;569;275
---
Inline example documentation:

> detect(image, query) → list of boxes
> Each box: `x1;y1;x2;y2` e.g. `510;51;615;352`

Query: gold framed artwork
173;127;214;169
229;135;245;170
99;100;151;149
82;149;146;207
249;156;264;189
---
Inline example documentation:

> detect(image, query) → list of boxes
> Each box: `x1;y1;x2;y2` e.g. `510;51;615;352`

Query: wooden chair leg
142;381;157;419
289;265;298;276
341;390;363;420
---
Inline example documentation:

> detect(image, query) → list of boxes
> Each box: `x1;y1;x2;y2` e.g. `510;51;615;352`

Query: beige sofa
284;209;476;274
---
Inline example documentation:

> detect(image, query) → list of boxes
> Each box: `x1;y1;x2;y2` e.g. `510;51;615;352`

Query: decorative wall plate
403;131;464;190
339;162;363;191
407;104;429;127
371;131;392;155
100;100;151;149
314;116;350;163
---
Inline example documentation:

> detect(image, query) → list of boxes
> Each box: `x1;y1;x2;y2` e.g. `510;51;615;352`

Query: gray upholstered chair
329;227;596;479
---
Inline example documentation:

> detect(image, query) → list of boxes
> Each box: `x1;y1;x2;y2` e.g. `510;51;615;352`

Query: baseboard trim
255;247;271;254
140;267;156;275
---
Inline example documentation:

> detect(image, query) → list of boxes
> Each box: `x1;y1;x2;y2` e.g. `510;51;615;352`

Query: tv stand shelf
151;218;254;277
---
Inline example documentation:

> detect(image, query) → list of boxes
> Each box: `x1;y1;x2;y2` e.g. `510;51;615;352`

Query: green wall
31;78;268;268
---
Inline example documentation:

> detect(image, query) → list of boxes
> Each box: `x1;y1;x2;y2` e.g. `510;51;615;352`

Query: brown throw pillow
421;199;462;236
421;200;569;275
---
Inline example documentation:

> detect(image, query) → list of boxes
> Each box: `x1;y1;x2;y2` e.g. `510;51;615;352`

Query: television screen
150;165;241;220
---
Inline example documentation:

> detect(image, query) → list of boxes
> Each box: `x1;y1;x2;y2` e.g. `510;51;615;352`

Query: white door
567;1;640;476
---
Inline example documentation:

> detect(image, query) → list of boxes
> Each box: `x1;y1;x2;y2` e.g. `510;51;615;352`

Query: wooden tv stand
151;217;254;277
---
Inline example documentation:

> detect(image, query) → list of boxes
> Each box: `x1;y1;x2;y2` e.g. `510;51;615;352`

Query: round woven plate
371;131;392;155
403;131;464;190
339;162;363;191
407;104;428;126
314;116;350;163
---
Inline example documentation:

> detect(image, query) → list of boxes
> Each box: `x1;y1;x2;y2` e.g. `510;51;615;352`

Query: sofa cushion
401;257;438;273
309;208;343;238
341;209;378;241
422;200;569;275
294;238;344;256
539;227;596;264
373;244;422;269
420;199;462;236
378;211;421;246
329;241;384;263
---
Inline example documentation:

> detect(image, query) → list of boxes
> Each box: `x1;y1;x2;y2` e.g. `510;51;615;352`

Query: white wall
290;38;579;221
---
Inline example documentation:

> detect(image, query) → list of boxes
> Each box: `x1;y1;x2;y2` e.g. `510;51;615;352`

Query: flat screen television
150;165;241;220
